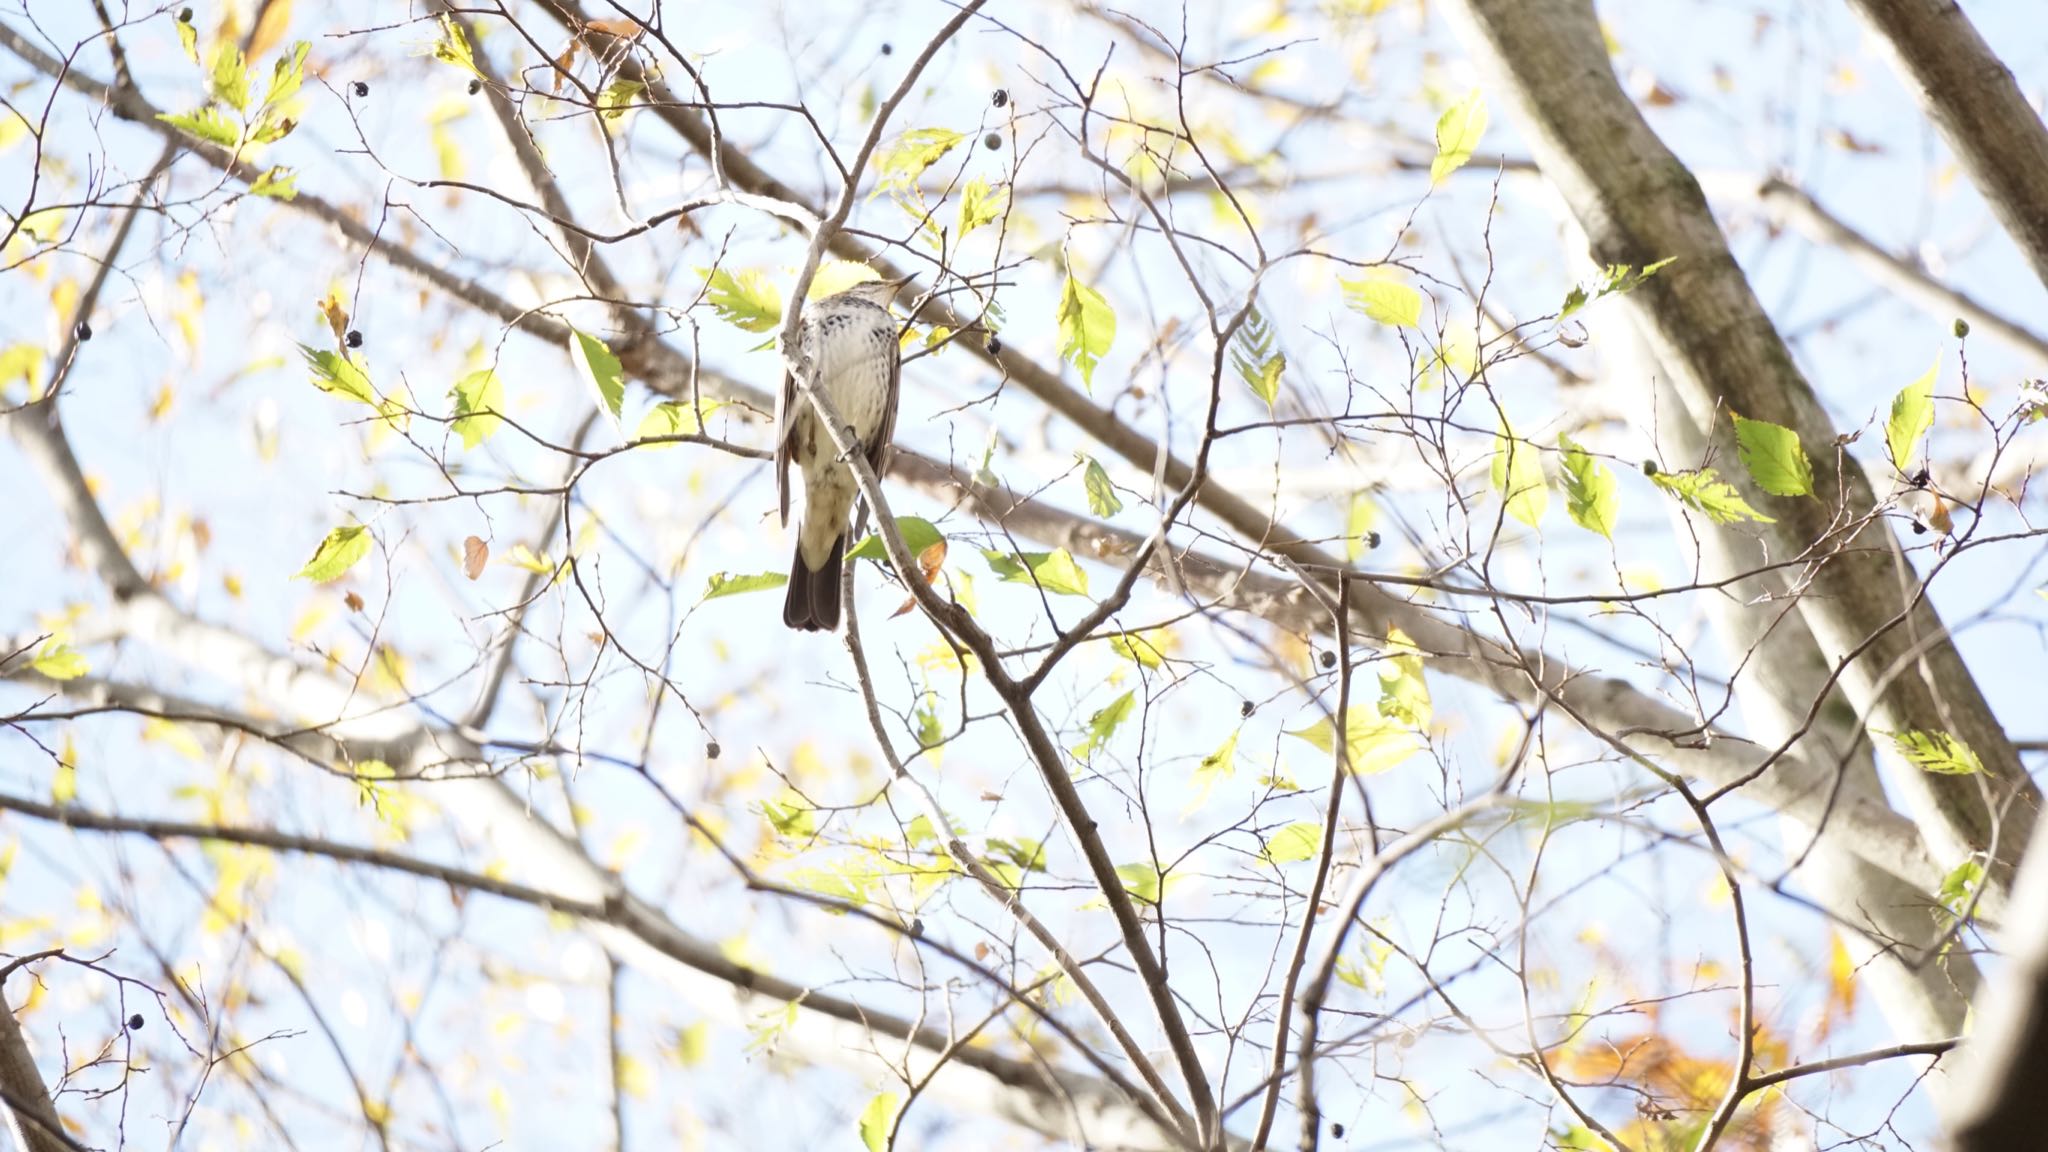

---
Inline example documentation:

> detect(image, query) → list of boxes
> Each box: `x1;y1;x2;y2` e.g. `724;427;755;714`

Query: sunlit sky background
4;0;2047;1148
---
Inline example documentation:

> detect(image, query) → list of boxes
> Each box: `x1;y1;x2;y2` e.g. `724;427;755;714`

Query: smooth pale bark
1845;0;2048;292
1602;303;1974;1097
1440;0;2037;897
1944;811;2048;1149
0;1001;68;1152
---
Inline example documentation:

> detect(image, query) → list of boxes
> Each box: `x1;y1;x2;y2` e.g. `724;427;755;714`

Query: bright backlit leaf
807;260;881;301
1558;258;1677;321
449;369;502;449
1345;492;1378;562
1057;273;1116;390
1558;433;1617;539
1733;413;1813;497
294;524;372;583
983;547;1090;597
703;571;789;600
249;166;298;200
871;127;966;196
1285;711;1425;777
1262;821;1325;865
847;517;943;564
158;107;240;148
1881;729;1984;776
568;327;625;422
431;14;481;77
701;266;782;333
1340;274;1422;329
31;642;88;681
1430;88;1488;184
1231;307;1286;407
300;345;374;405
1652;466;1773;524
1079;454;1122;517
1071;690;1135;759
957;176;1008;238
1184;728;1239;815
210;44;251;112
1886;360;1937;474
1490;420;1548;527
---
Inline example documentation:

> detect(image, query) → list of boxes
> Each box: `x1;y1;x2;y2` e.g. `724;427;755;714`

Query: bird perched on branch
776;274;910;631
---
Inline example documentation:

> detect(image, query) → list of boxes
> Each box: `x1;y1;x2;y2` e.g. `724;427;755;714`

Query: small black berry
983;131;1002;151
1365;530;1381;550
908;918;924;937
467;78;482;95
345;329;363;349
1641;459;1660;476
1239;699;1255;718
991;88;1009;108
1319;650;1336;670
1332;1122;1345;1138
178;7;193;22
74;320;92;342
985;334;1002;356
127;1014;144;1031
1910;468;1930;489
880;42;894;55
706;741;721;761
352;81;369;98
1953;317;1970;339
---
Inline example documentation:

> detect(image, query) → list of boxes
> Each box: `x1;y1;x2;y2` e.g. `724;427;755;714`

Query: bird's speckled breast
797;297;896;455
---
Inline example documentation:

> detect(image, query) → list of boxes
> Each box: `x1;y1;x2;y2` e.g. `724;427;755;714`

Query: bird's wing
775;367;795;528
865;327;903;481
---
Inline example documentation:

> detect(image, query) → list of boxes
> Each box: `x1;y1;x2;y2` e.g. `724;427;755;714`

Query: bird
776;274;911;631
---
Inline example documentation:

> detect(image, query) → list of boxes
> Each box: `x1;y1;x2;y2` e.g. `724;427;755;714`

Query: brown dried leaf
551;40;582;93
318;292;349;344
463;535;488;580
344;590;365;612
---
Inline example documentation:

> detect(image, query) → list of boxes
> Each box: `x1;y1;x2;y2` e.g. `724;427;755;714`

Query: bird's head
833;272;916;308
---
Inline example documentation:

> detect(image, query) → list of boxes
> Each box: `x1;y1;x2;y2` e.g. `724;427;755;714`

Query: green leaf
1880;729;1984;776
1558;258;1677;321
987;837;1047;875
260;42;310;116
175;11;199;64
249;166;298;200
431;14;481;78
761;791;815;840
1108;628;1170;669
807;260;881;301
1057;273;1116;389
1183;728;1239;815
1430;88;1488;184
1340;275;1423;329
636;399;726;443
1732;413;1813;497
299;344;375;405
1886;360;1937;474
1651;467;1773;524
568;327;625;421
1376;628;1431;729
914;695;943;749
700;266;783;333
597;79;643;121
703;571;788;600
1262;821;1325;865
157;107;241;148
1113;862;1163;905
1345;492;1378;562
1079;454;1122;517
1490;420;1548;528
982;547;1090;597
210;43;250;111
1231;306;1287;408
449;369;502;449
31;642;88;681
1938;858;1985;917
1071;690;1135;759
846;517;943;564
871;127;966;196
957;176;1008;238
294;524;373;583
1285;712;1424;777
50;756;76;806
1558;433;1617;539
